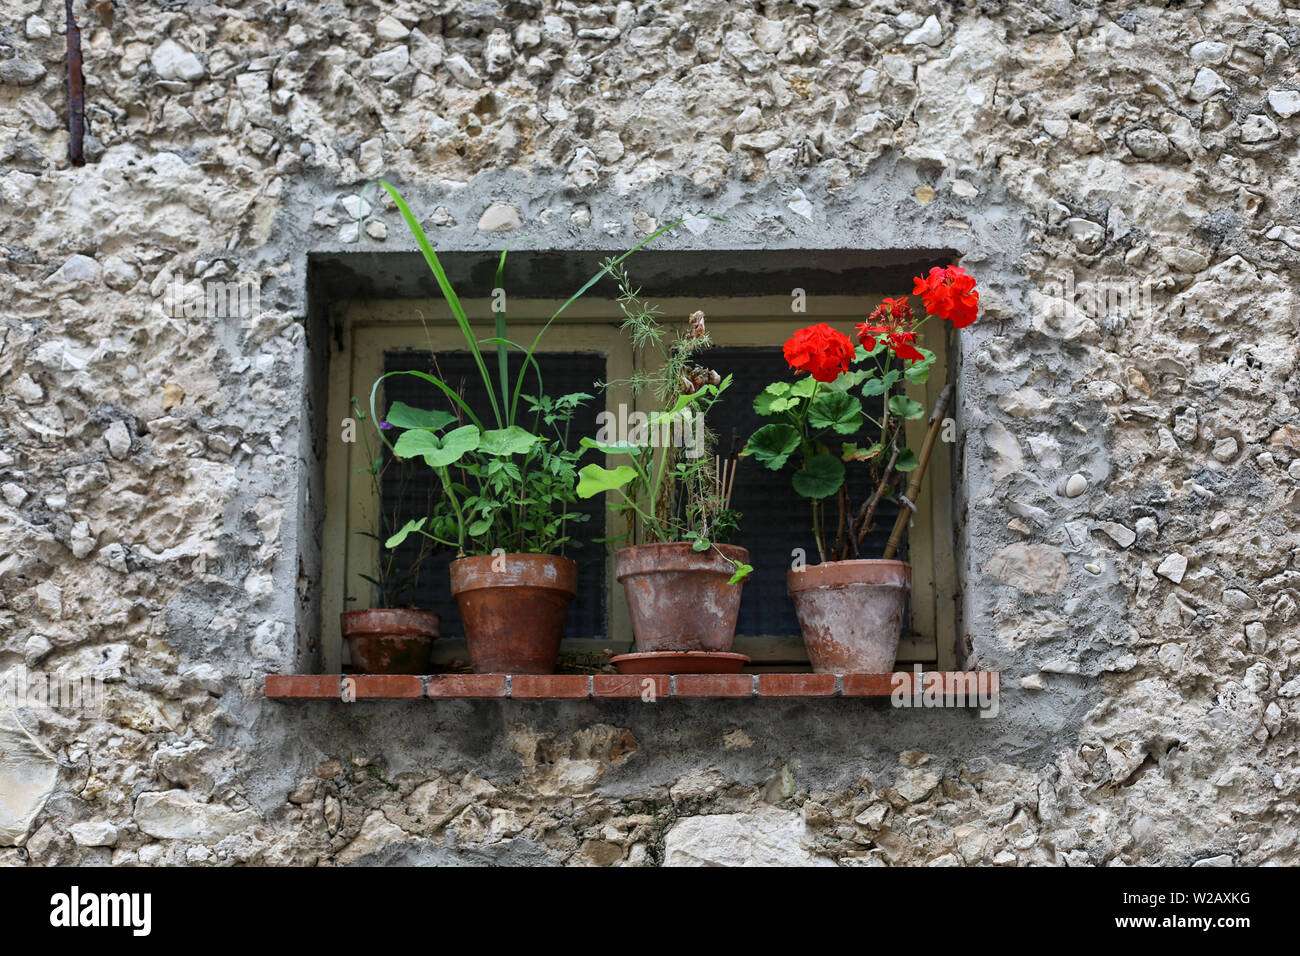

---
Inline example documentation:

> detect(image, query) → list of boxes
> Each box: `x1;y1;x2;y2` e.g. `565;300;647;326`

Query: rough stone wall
1;0;1298;866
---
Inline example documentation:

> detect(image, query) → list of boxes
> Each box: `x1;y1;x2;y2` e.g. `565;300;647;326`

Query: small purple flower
379;421;393;431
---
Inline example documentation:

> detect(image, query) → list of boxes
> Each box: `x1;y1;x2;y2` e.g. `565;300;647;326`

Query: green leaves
753;381;797;416
727;562;753;585
861;368;901;397
887;395;926;420
575;463;638;498
809;391;864;435
894;447;920;472
384;517;427;549
745;424;801;471
384;401;457;431
579;436;643;456
792;454;845;499
479;425;539;456
904;346;937;384
392;424;480;467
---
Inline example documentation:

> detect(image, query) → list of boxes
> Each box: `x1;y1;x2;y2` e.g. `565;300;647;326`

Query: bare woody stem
882;384;953;560
853;445;900;550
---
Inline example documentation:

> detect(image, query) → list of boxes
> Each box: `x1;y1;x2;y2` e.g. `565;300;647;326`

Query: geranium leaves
791;453;845;499
745;423;801;471
887;395;926;420
808;390;863;435
861;368;901;397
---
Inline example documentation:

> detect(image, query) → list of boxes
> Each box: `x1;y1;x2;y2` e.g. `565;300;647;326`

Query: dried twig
882;384;953;560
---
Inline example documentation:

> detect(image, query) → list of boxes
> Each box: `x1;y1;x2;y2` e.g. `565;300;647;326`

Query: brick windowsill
265;671;999;705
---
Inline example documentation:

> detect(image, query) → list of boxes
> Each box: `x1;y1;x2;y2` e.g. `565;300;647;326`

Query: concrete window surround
290;244;969;681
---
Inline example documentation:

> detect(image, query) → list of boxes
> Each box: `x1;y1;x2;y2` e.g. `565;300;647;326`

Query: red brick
674;674;754;697
757;673;837;697
594;674;670;700
511;674;591;699
349;674;423;699
425;674;507;698
265;675;340;699
842;673;904;697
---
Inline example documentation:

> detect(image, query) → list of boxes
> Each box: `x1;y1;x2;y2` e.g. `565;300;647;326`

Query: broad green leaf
392;423;480;467
743;423;801;471
895;447;920;472
903;347;936;384
479;425;539;456
792;454;845;499
691;537;711;552
467;517;493;536
753;382;796;416
829;369;870;391
790;376;819;398
887;395;926;420
727;562;753;585
862;369;901;396
384;517;427;548
809;391;864;435
384;401;456;431
580;436;643;455
576;463;638;498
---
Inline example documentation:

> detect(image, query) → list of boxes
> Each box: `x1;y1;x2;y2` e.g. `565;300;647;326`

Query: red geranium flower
912;265;979;328
783;323;855;383
856;297;925;362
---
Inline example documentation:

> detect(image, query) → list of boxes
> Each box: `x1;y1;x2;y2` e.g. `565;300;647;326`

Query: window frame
322;294;956;673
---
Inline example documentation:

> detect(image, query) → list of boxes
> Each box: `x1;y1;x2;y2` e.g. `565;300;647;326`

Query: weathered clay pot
341;609;440;674
787;560;910;673
615;543;749;652
449;553;577;673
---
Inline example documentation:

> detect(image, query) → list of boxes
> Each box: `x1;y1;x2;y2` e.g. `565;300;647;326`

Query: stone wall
1;0;1297;866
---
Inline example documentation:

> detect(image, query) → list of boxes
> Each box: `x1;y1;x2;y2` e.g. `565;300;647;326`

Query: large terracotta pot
449;553;577;673
341;609;440;674
787;560;910;673
615;542;749;652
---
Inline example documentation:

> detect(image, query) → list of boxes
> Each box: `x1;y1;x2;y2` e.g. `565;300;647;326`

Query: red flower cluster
855;297;924;362
783;323;855;383
913;265;979;328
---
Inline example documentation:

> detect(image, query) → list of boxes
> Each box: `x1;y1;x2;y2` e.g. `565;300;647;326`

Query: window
320;267;959;673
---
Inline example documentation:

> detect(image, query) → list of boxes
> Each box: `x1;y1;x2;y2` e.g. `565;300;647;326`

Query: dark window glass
379;349;607;639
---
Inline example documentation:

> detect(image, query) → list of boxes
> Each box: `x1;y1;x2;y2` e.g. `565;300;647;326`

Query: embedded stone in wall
663;808;835;866
0;705;57;845
984;544;1071;594
133;790;259;841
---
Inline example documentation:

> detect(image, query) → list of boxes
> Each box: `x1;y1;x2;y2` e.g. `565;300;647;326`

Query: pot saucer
611;651;751;675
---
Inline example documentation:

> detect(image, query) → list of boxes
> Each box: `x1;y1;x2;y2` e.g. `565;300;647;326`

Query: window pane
699;346;901;638
378;349;608;639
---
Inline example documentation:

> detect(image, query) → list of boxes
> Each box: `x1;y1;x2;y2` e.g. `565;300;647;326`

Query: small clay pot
614;542;749;653
787;559;910;673
341;609;440;674
449;553;577;673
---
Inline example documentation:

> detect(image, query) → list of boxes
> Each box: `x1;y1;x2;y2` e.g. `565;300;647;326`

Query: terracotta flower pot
341;609;440;674
449;553;577;674
614;542;749;653
787;560;910;673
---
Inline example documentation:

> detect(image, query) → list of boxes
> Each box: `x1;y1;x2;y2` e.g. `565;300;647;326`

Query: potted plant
576;263;752;672
341;398;441;674
744;266;980;672
370;181;689;673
